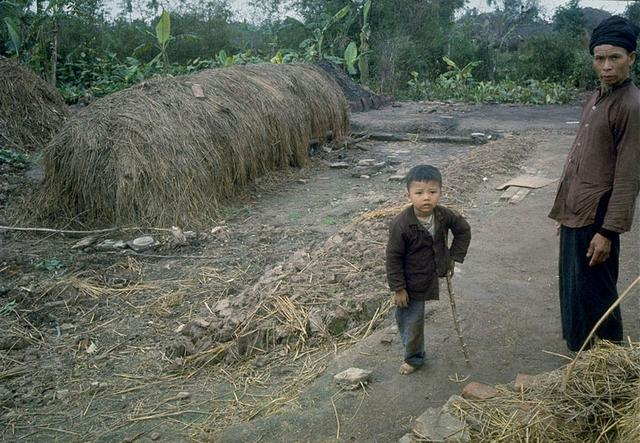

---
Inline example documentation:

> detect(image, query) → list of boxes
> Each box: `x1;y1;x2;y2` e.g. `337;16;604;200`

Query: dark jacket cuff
598;227;617;240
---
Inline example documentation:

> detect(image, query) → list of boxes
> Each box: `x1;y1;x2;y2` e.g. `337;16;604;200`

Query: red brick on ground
514;373;538;391
461;381;499;400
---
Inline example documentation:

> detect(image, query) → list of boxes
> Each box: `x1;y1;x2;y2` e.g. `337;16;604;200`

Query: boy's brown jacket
386;205;471;300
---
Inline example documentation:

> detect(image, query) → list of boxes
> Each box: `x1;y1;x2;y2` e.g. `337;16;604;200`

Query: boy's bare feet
399;363;417;375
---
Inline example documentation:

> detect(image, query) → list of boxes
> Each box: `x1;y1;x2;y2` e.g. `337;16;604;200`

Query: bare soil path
216;105;640;443
1;101;638;442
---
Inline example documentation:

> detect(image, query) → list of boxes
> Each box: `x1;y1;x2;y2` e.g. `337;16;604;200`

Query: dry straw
30;63;349;228
450;342;640;442
0;56;68;152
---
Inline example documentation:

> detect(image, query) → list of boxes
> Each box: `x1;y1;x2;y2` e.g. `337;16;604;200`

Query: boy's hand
394;289;409;308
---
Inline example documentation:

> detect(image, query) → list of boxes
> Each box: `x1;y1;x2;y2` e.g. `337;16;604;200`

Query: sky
226;0;629;20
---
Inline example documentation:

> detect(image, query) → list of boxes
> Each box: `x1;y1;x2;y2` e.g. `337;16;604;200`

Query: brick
514;373;538;391
461;381;499;400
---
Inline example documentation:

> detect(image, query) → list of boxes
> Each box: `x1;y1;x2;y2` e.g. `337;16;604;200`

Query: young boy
386;165;471;375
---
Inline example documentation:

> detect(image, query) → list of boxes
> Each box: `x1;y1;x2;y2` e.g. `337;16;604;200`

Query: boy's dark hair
405;165;442;190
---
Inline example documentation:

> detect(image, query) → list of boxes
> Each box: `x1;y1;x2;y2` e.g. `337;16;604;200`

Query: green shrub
403;58;575;105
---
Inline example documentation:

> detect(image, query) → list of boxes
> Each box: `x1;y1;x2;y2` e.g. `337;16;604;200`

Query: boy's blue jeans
395;298;426;367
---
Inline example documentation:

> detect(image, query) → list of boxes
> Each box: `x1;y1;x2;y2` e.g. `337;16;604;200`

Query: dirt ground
1;101;639;442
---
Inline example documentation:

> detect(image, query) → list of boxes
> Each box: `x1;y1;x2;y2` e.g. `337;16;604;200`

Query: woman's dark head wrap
589;16;640;54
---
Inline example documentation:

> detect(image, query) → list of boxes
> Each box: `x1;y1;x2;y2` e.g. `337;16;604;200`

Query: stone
334;367;372;389
412;407;470;442
359;175;371;179
297;179;308;184
357;159;376;167
95;239;127;251
128;236;158;252
71;236;97;249
461;381;499;400
329;162;350;169
150;431;162;441
389;174;406;182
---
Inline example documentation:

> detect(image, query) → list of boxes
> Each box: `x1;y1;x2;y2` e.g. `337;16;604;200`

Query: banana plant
217;49;235;67
442;56;480;84
155;9;171;65
343;41;358;75
1;1;25;57
295;3;353;62
1;0;67;85
132;9;197;70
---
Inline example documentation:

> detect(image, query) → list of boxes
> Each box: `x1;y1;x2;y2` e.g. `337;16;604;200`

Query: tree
625;1;640;27
1;0;105;86
553;0;585;38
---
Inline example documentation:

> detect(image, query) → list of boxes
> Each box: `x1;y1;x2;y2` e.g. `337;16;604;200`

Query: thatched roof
31;63;349;228
0;56;68;152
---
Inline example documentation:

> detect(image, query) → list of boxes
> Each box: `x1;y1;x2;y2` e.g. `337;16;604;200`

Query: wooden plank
508;187;531;204
496;175;557;191
499;186;521;201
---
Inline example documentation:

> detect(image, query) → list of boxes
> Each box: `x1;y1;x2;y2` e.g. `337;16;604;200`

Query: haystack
0;56;68;151
449;342;640;442
31;63;349;227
